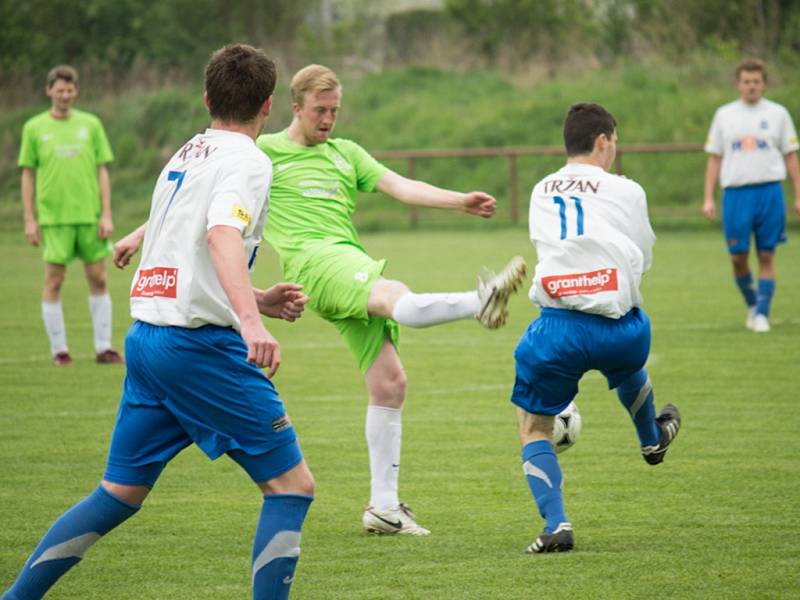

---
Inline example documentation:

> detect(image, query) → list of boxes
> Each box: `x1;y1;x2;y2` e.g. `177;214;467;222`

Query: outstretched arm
702;154;721;220
375;169;496;218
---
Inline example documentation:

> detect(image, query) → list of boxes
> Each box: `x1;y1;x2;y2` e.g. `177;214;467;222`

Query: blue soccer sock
616;368;660;448
756;278;775;317
2;486;140;600
522;440;567;533
735;273;757;308
252;494;313;600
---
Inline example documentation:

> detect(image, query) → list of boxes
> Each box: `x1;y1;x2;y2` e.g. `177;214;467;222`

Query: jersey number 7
553;195;584;240
156;170;187;234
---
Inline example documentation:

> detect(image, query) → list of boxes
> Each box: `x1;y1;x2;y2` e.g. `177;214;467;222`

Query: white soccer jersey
528;163;655;319
705;98;799;188
130;129;272;330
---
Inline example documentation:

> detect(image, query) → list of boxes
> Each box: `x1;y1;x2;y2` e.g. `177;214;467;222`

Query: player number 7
156;170;187;234
553;195;584;240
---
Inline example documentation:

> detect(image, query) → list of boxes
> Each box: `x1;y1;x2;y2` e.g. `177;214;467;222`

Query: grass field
0;225;798;599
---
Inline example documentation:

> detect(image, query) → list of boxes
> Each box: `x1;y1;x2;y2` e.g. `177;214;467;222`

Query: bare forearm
98;165;112;216
704;156;721;200
21;169;36;221
784;152;800;195
131;222;148;243
393;180;462;208
207;227;261;327
377;170;464;209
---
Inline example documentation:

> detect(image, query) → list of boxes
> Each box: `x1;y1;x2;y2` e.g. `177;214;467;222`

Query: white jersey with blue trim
705;98;799;188
130;128;272;330
528;162;655;319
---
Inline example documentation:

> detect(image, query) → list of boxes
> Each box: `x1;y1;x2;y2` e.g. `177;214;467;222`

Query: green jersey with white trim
255;129;387;275
18;109;114;225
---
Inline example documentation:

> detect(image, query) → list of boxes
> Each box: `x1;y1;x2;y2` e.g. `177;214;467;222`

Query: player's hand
255;283;309;322
462;191;496;218
98;214;114;239
702;198;717;220
240;318;281;377
113;229;144;269
24;219;40;246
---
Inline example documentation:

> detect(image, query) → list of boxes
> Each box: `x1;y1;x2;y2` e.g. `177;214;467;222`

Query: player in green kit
19;65;123;366
113;64;526;535
256;65;526;535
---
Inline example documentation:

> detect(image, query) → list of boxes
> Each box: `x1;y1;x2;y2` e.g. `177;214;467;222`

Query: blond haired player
256;65;526;535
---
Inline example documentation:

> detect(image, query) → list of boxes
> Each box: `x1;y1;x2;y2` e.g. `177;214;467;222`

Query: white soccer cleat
752;314;770;333
362;503;431;536
745;307;756;331
476;256;527;329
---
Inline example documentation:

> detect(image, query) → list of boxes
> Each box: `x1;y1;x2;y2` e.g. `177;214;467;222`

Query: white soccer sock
391;291;480;328
41;301;68;355
366;405;402;511
88;293;112;354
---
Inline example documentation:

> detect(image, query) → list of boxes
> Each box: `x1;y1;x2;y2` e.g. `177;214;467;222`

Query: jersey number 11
553;195;584;240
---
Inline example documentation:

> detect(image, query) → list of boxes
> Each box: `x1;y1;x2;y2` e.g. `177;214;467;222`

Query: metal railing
372;143;705;226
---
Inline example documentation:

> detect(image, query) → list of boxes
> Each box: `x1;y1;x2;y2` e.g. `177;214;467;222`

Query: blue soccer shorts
104;321;303;488
511;307;651;416
722;181;787;254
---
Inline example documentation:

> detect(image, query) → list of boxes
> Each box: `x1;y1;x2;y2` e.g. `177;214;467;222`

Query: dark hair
563;102;617;156
204;44;277;123
736;58;767;83
47;65;78;89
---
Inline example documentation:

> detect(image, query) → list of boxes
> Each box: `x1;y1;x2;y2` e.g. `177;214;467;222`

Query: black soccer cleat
641;403;681;466
525;523;574;554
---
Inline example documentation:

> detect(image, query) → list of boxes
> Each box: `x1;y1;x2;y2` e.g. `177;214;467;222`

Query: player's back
528;163;655;319
131;129;272;329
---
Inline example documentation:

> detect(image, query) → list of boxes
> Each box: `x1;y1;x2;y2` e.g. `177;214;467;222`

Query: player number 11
553;195;584;240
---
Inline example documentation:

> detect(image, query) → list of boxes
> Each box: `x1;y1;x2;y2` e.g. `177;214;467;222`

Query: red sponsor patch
542;268;618;298
131;267;178;298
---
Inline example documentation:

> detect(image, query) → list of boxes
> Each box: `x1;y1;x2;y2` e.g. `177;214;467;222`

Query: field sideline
0;226;798;599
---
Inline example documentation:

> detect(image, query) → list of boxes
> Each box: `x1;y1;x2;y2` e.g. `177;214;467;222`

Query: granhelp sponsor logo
542;268;618;298
131;267;178;298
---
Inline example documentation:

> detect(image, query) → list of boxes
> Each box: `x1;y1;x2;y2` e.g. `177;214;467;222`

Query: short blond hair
290;64;340;106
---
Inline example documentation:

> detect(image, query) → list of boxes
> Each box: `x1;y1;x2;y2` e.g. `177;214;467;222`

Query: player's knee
380;366;407;404
87;274;108;294
729;252;749;271
262;462;315;496
296;470;315;497
390;366;408;394
517;410;554;444
44;275;65;295
369;279;411;317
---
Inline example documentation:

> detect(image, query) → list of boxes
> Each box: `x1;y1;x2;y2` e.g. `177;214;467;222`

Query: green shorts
41;224;112;265
293;243;400;373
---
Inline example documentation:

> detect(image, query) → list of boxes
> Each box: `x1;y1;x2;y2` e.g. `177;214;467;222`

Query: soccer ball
552;402;582;454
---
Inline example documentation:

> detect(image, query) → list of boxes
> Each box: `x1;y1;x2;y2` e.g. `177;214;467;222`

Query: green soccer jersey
18;109;114;225
255;129;387;276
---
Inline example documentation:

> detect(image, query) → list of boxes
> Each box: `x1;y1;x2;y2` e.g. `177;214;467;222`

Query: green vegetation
3;62;800;231
1;227;798;599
